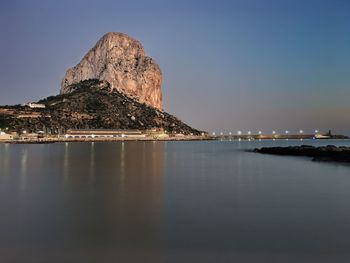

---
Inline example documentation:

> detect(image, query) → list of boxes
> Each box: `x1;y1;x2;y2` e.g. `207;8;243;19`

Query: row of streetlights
212;130;320;136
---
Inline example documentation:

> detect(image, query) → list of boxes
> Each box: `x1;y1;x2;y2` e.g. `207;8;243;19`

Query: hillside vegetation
0;79;201;135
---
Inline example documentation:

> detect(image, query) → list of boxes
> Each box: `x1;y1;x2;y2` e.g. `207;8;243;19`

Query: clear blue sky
1;0;349;134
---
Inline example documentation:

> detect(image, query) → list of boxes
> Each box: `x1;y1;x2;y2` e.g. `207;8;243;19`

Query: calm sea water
1;140;350;263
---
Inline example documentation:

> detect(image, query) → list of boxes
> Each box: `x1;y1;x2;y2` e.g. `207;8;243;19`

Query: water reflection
63;142;69;184
58;142;165;261
19;148;28;193
0;144;10;177
119;142;125;191
1;141;350;263
89;142;95;185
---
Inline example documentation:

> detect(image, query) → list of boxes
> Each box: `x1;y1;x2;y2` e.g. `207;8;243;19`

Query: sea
1;139;350;263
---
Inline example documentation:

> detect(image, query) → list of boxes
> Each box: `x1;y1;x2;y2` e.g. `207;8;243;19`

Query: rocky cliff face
61;32;162;110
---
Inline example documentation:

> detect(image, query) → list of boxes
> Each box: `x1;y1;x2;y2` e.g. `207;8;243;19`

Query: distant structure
25;102;46;109
314;130;332;139
0;131;13;140
314;134;331;139
65;129;146;139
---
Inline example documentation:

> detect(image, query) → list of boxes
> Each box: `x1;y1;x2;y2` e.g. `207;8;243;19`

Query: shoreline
0;136;213;144
1;137;349;144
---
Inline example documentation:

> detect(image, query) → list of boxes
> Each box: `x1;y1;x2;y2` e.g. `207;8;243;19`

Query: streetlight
220;132;223;136
315;129;319;134
247;131;251;135
272;130;276;135
258;131;262;135
237;131;242;135
229;132;232;135
299;130;304;134
212;132;216;136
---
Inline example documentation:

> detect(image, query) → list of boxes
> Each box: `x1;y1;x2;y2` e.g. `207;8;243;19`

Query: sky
1;0;349;135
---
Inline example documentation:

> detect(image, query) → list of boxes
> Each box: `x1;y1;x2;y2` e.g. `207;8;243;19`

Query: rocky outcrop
61;32;162;110
254;145;350;163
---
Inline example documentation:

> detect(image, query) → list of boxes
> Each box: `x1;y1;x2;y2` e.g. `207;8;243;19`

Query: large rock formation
61;32;163;110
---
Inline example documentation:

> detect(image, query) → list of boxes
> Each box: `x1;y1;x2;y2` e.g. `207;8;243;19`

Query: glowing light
285;130;289;134
299;130;304;134
272;131;276;134
212;132;216;136
258;131;262;135
247;131;251;135
237;131;242;135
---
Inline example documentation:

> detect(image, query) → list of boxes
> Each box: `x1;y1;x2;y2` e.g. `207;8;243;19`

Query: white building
26;103;46;109
65;129;146;139
0;132;13;140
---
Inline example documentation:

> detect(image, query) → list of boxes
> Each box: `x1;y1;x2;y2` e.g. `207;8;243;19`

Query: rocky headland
0;79;201;135
254;145;350;163
0;32;203;136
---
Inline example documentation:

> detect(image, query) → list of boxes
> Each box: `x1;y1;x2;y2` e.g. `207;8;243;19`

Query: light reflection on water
63;142;69;185
19;148;28;193
0;140;350;262
89;142;95;186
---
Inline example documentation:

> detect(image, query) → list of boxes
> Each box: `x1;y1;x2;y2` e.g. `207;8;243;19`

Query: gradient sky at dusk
1;0;349;134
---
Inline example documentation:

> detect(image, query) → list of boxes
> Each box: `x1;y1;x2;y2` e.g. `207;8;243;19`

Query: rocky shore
254;145;350;163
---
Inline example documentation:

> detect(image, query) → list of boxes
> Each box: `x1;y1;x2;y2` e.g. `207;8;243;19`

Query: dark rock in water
254;145;350;163
0;79;202;135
